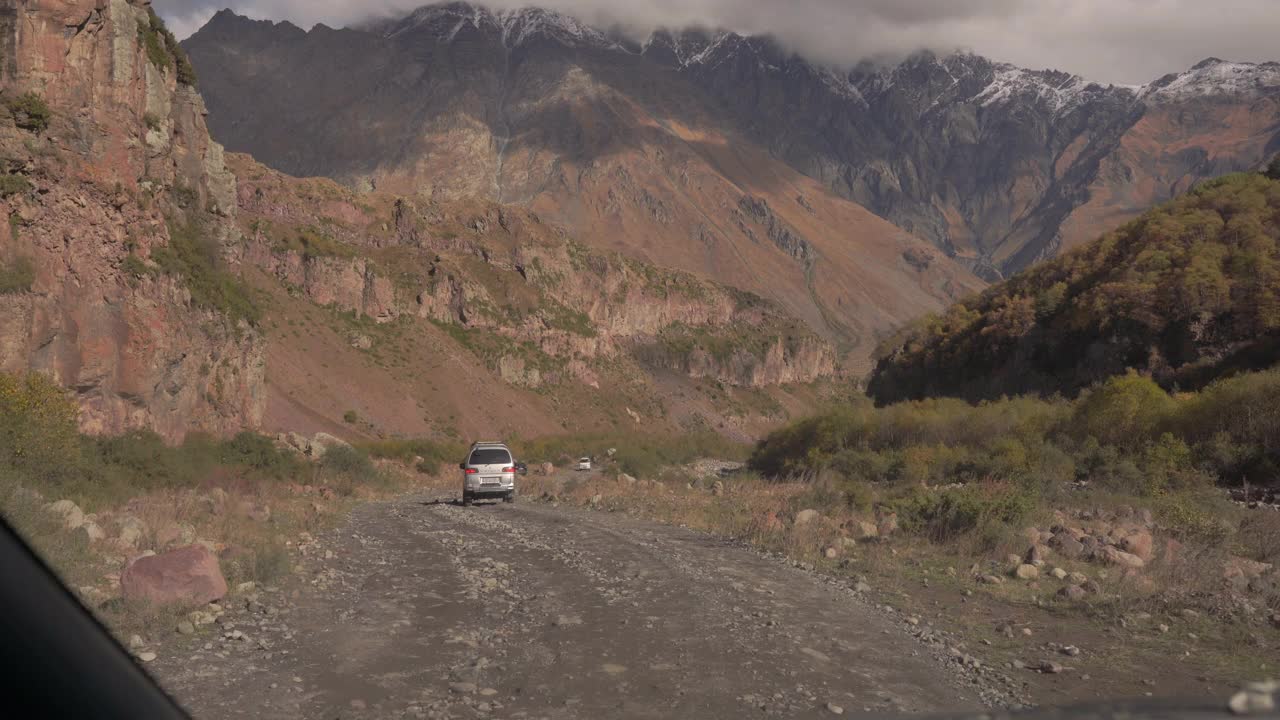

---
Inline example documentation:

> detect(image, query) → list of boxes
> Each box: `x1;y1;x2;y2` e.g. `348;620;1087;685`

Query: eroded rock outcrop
0;0;264;441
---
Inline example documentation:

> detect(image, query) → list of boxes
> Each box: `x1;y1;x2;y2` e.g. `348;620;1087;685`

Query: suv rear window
468;448;512;465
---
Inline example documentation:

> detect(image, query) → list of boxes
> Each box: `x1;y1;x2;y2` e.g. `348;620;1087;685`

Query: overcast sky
154;0;1280;85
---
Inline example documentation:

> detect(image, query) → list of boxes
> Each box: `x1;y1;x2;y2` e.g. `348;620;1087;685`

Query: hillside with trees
868;170;1280;405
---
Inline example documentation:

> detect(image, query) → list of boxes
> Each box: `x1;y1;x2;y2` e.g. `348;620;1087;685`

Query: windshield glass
2;1;1277;718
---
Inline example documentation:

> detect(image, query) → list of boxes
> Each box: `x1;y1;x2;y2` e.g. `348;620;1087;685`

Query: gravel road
155;495;1006;719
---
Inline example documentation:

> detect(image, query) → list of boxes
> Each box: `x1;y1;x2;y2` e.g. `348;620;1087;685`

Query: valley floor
151;492;1002;719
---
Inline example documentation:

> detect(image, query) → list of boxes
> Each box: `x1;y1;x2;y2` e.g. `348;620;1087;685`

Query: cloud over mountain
155;0;1280;85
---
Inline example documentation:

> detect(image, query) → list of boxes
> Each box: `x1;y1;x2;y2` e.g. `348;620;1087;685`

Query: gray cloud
154;0;1280;85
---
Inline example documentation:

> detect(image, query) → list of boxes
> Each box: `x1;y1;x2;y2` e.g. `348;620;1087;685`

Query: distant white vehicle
577;457;592;471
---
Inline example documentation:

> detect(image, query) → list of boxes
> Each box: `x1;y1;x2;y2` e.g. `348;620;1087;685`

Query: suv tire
462;492;473;507
503;491;515;504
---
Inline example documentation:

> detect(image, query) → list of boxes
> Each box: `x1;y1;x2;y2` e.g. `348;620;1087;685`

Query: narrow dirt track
156;495;992;719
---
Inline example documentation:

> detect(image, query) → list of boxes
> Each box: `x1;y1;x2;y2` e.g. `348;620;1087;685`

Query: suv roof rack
471;440;506;446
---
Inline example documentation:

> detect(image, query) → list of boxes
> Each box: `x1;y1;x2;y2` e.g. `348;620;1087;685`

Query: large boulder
120;544;228;606
310;432;350;460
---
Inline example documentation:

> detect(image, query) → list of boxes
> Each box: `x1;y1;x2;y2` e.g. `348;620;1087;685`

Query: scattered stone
620;473;638;486
1014;564;1039;580
449;682;476;695
1121;530;1155;562
76;521;105;545
875;512;898;537
1100;546;1145;569
826;702;845;715
823;547;839;560
1067;571;1088;585
479;688;498;697
539;462;554;476
1229;682;1278;715
1036;661;1063;674
1025;545;1049;567
1060;645;1081;657
128;634;144;649
116;516;147;548
850;520;879;540
711;480;724;496
794;509;821;526
44;500;85;530
176;621;195;635
978;574;1005;585
602;663;627;675
137;652;157;663
1058;585;1087;601
1050;567;1068;580
120;544;228;606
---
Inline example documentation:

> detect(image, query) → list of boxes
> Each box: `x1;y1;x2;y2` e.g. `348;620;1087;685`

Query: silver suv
459;441;518;505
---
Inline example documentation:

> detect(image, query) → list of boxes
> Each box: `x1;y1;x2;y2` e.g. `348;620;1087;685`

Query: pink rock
1099;546;1145;569
120;545;227;607
1121;530;1154;562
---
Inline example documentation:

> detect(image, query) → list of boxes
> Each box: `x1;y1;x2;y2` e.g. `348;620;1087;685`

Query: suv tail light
465;468;478;474
502;467;516;473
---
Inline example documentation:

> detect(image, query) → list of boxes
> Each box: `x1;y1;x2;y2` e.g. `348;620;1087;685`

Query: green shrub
320;445;377;494
891;482;1036;543
1070;372;1175;449
361;438;463;475
0;173;31;197
6;92;50;132
0;256;35;294
152;221;260;325
120;253;154;280
343;410;359;424
138;8;197;87
218;431;303;480
0;372;82;486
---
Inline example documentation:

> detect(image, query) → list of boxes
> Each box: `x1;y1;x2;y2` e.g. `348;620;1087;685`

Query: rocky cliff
184;4;1280;281
231;154;835;390
0;0;264;441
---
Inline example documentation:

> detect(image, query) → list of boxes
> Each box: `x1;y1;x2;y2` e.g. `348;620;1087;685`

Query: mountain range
184;2;1280;280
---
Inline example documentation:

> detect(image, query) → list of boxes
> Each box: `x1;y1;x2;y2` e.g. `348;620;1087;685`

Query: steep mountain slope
182;5;982;371
182;4;1280;282
0;0;263;441
228;153;842;441
651;37;1280;277
867;172;1280;404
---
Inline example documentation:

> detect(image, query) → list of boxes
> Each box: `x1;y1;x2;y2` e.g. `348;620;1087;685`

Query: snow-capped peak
972;64;1125;115
1138;58;1280;102
380;2;619;50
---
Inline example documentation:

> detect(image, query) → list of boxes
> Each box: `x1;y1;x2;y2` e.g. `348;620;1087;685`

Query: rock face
231;154;839;389
184;7;984;374
120;544;228;606
184;5;1279;284
0;0;265;441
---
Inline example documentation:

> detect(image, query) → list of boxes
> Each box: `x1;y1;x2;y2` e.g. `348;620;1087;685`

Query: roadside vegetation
0;371;423;638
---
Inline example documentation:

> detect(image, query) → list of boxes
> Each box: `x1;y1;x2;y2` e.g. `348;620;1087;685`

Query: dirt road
155;495;1013;718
